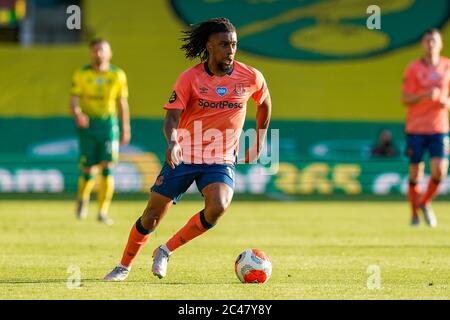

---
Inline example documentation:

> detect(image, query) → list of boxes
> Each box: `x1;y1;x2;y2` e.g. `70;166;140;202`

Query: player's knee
82;171;94;181
82;166;94;176
141;205;165;230
100;162;113;175
431;176;443;184
206;200;230;221
102;166;113;177
140;210;159;230
215;201;230;215
431;169;446;182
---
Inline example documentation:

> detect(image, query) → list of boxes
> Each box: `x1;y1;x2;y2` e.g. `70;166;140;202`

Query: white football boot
152;245;171;279
104;264;130;281
76;199;88;220
420;204;437;228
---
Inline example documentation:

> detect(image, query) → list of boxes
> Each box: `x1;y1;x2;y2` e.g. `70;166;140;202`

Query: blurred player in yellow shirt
70;39;131;225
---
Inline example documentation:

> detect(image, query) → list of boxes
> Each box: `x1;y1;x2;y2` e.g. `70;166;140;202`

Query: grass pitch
0;199;449;300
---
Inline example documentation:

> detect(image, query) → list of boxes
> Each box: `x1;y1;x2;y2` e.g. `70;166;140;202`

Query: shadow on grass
0;279;105;285
0;279;237;285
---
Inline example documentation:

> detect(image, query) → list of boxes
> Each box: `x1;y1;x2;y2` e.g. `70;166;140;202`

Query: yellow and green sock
77;173;95;202
97;167;115;215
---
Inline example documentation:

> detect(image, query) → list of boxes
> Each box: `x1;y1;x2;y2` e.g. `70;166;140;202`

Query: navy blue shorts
151;162;235;203
406;133;450;163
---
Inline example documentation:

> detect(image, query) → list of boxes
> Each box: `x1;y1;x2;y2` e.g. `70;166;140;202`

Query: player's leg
418;134;449;227
97;161;115;225
418;157;448;228
408;162;424;225
121;192;172;267
76;166;96;219
104;162;195;281
419;134;449;227
202;182;234;224
97;135;119;224
152;182;233;279
406;134;425;225
103;191;172;281
152;164;235;278
76;131;97;219
163;182;233;253
420;134;449;206
420;158;448;205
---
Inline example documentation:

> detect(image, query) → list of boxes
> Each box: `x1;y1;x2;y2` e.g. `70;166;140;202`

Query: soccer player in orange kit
402;29;450;227
104;17;272;281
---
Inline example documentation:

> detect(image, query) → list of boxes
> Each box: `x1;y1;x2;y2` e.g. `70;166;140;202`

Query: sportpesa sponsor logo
198;99;243;109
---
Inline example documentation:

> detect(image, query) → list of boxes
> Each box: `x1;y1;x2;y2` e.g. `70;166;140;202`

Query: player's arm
118;97;131;145
243;92;272;163
70;95;89;128
402;91;429;105
440;78;450;110
70;70;89;128
163;109;183;169
439;96;450;109
401;65;440;106
402;90;440;106
403;86;449;108
163;70;190;168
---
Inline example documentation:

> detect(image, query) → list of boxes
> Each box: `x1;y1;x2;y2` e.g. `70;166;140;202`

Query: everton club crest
233;83;246;96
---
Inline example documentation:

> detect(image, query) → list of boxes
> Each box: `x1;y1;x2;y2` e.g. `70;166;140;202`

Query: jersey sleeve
251;69;269;106
164;70;192;110
402;63;418;94
70;69;82;96
117;70;129;99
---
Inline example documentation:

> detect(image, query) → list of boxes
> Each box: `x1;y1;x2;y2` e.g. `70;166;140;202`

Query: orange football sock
420;178;441;206
166;210;213;253
120;218;152;268
408;181;421;218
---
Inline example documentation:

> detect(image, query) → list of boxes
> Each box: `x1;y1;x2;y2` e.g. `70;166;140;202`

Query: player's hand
75;113;89;128
438;96;450;109
166;141;183;169
120;128;131;145
429;87;442;101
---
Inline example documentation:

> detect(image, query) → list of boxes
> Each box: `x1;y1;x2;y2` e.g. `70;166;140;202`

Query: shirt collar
204;62;234;76
421;56;441;67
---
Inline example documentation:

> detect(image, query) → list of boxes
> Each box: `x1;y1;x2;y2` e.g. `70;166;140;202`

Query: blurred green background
1;0;449;120
1;0;450;197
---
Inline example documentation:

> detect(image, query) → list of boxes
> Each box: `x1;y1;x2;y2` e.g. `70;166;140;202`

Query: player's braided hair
180;17;236;62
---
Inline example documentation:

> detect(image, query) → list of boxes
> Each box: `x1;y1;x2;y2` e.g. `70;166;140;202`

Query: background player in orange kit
104;17;272;281
402;29;450;227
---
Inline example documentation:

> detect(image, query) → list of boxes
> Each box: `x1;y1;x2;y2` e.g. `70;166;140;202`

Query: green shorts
78;117;120;168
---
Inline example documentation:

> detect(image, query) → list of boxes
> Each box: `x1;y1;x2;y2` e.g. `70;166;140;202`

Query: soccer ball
234;249;272;283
